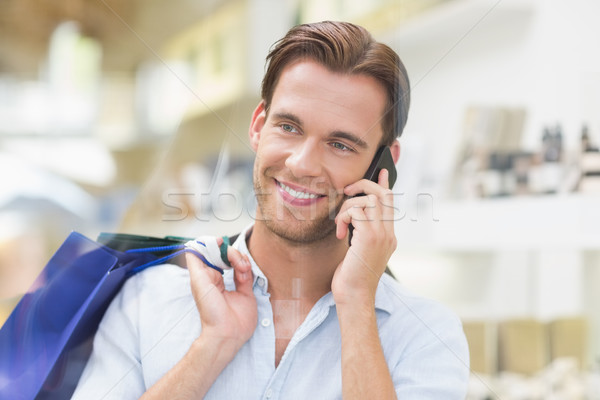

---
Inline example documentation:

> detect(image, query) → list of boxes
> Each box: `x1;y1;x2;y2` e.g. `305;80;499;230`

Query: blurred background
0;0;599;398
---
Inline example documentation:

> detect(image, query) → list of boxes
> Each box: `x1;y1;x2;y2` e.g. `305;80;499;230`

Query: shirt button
261;318;271;327
257;277;265;287
265;388;273;398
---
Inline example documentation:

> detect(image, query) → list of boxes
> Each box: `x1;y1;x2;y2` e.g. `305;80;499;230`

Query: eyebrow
330;130;369;149
271;111;369;149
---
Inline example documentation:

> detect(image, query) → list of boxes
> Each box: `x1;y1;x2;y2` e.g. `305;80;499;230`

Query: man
72;21;469;399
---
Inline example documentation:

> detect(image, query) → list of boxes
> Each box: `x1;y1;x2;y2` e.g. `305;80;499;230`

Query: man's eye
331;142;351;151
281;124;297;133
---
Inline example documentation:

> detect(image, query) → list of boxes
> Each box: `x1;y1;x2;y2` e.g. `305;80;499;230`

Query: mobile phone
347;146;397;242
362;146;397;188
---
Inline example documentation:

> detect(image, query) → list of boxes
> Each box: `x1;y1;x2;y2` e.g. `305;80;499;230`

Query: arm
139;334;241;399
336;295;396;399
334;172;470;399
141;243;257;399
333;169;398;400
70;275;147;400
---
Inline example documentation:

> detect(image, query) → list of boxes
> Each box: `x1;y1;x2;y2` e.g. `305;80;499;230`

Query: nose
285;139;323;178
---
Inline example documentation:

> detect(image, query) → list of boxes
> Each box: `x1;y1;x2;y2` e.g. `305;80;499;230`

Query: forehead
270;60;387;146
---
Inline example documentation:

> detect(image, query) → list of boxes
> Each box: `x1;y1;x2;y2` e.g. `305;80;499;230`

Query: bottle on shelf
534;124;564;194
579;124;600;194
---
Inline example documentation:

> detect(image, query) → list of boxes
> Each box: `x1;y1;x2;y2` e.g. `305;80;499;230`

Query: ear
390;139;401;164
248;101;266;152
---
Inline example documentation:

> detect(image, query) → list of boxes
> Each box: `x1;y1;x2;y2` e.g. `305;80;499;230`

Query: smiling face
249;60;388;243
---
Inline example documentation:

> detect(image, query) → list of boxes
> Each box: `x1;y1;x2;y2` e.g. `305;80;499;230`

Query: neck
247;221;348;304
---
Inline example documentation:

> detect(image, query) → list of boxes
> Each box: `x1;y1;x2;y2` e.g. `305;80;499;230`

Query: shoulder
376;275;470;397
131;262;190;284
100;262;198;353
377;274;461;324
375;274;467;353
112;263;192;313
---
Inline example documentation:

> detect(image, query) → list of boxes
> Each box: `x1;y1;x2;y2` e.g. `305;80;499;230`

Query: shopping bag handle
126;241;224;276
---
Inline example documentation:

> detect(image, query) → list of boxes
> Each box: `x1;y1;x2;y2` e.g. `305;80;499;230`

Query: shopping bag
0;231;194;400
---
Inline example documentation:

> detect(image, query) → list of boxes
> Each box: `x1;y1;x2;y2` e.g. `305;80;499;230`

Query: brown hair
261;21;410;145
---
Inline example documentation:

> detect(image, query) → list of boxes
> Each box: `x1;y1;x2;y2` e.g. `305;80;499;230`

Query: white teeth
279;182;319;199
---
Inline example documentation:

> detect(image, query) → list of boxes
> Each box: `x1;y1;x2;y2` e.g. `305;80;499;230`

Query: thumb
228;246;253;295
185;251;222;302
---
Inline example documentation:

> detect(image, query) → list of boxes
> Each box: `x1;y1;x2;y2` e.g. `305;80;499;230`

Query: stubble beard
253;163;344;244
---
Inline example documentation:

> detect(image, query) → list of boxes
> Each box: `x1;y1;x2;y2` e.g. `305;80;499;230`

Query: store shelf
394;194;600;252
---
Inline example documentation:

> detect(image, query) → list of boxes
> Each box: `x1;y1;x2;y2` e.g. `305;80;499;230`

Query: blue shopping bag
0;231;201;400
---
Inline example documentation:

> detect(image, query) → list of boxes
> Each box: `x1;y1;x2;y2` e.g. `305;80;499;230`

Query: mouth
275;180;326;205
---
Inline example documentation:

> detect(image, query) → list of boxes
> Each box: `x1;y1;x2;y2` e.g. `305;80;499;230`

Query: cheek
254;139;291;177
323;161;366;191
257;140;286;164
256;131;371;187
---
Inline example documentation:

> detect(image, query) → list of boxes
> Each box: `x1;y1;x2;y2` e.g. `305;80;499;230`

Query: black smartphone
347;146;397;242
362;146;397;188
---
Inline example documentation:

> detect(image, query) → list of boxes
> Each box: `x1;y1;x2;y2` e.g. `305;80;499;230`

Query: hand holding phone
347;146;397;242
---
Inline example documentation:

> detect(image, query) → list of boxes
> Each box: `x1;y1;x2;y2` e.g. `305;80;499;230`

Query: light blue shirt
72;226;470;399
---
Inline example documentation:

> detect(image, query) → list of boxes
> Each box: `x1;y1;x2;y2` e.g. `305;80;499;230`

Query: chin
253;165;343;243
258;208;337;244
258;195;344;245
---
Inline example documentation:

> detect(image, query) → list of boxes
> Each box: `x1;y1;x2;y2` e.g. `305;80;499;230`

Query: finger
335;201;355;239
336;212;349;240
381;191;396;223
362;194;379;221
186;252;223;297
378;168;390;189
336;205;369;240
344;178;387;198
367;171;396;222
226;245;246;269
335;196;371;239
186;252;222;288
337;196;378;219
227;247;253;295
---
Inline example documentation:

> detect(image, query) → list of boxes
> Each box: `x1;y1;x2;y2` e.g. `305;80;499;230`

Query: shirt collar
231;223;394;314
374;277;395;315
231;224;268;291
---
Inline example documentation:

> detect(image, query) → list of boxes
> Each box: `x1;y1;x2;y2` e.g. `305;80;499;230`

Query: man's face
249;60;387;243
